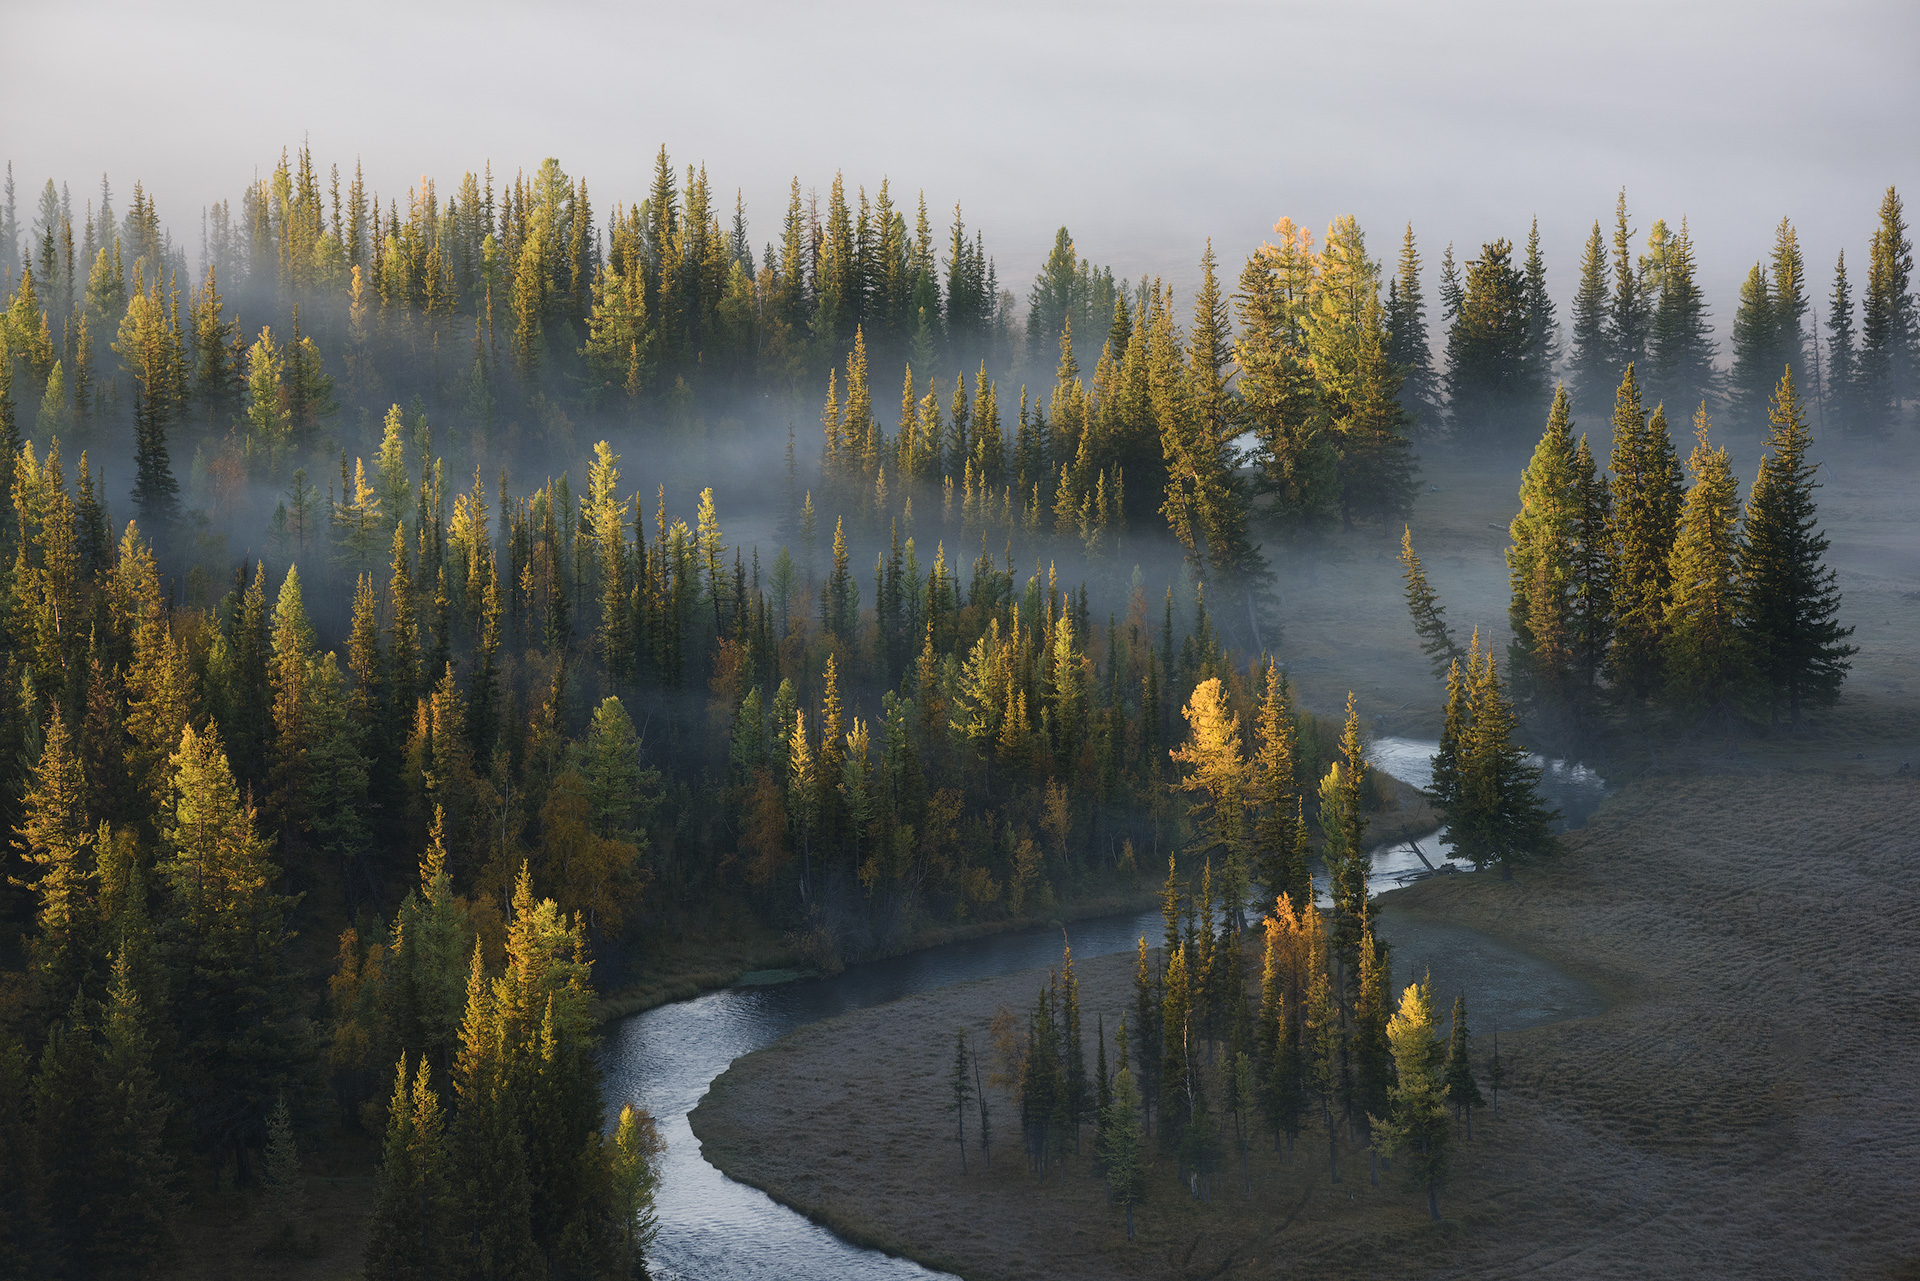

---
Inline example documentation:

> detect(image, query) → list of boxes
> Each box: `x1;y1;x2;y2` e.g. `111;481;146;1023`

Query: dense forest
0;145;1900;1274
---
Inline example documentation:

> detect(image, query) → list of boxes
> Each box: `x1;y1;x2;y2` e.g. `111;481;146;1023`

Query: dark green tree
1737;369;1856;730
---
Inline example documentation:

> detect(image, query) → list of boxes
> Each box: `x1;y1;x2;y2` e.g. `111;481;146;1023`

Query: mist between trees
0;142;1905;1275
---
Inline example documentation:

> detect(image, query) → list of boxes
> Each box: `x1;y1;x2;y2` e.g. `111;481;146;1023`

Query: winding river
600;738;1608;1280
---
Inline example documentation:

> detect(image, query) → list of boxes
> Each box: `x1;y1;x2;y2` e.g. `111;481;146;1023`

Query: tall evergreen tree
1385;224;1441;433
1605;191;1650;377
1738;369;1855;730
1648;218;1717;416
1860;186;1915;424
1825;250;1860;434
1568;220;1611;416
1605;366;1683;700
1506;387;1581;711
1729;262;1777;429
1662;406;1749;718
1374;976;1450;1221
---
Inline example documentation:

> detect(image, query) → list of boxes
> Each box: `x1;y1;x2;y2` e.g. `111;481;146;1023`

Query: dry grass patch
694;769;1920;1279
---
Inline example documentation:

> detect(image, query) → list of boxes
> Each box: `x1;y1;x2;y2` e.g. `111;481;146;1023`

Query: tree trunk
1326;1108;1340;1183
1465;1105;1473;1142
1428;1183;1441;1221
1369;1147;1379;1186
1125;1203;1134;1241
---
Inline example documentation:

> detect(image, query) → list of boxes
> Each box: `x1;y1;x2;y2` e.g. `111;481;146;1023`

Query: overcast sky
7;0;1917;342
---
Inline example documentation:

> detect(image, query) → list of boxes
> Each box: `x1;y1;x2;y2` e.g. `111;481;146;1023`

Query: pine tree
1860;186;1915;424
1169;678;1248;893
1738;369;1855;730
1504;224;1547;386
1506;388;1580;710
1729;263;1777;430
1568;220;1611;416
1398;527;1462;680
1442;993;1486;1140
1250;659;1309;908
157;722;303;1172
1102;1067;1147;1239
1606;191;1649;377
364;1054;448;1280
1444;650;1558;878
949;1027;973;1172
1663;406;1750;718
1352;923;1393;1185
1385;224;1441;432
1770;218;1811;393
1374;975;1450;1220
1446;238;1541;445
1606;366;1683;700
1826;251;1860;435
16;710;95;1007
1649;218;1717;416
1321;694;1370;970
92;947;180;1273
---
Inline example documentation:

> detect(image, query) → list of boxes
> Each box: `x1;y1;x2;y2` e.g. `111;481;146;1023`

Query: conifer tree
1861;186;1914;423
1506;388;1580;710
92;947;180;1272
1446;237;1541;444
1169;677;1248;902
1444;650;1558;878
1568;221;1611;415
1770;218;1810;392
364;1054;448;1280
1374;976;1450;1220
949;1027;973;1172
608;1104;664;1273
1322;694;1370;970
1649;218;1717;416
1825;251;1859;435
1662;406;1749;718
16;710;95;1008
1250;659;1309;908
1606;191;1650;377
1352;923;1393;1185
1738;369;1855;730
1398;527;1462;679
1102;1067;1147;1240
1730;263;1777;429
157;722;303;1172
1442;993;1486;1140
1522;217;1560;387
1385;224;1440;432
1606;366;1683;700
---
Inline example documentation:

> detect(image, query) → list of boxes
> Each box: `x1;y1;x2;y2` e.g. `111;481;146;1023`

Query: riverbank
691;767;1920;1279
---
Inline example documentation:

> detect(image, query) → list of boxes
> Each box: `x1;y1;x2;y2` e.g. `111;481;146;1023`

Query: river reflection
602;736;1607;1280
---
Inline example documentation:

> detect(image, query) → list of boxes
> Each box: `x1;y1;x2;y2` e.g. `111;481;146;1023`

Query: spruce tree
1374;975;1450;1220
1445;651;1558;878
1826;251;1859;435
1662;406;1750;718
1570;434;1615;699
1729;263;1777;430
91;947;179;1273
1521;217;1560;391
1398;527;1462;679
1649;218;1717;416
17;710;96;1008
1506;388;1581;711
1568;220;1611;415
1770;218;1811;392
1386;223;1441;433
1606;366;1683;701
1442;993;1486;1140
157;722;303;1173
1445;238;1539;445
364;1054;448;1280
1738;369;1855;730
1250;659;1309;908
1861;186;1915;424
949;1027;973;1172
1606;191;1650;377
1102;1068;1147;1239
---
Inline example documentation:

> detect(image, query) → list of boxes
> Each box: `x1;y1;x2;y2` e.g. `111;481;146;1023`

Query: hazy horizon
8;0;1918;347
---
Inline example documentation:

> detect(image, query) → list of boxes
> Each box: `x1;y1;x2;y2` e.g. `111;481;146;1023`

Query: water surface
603;736;1605;1279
